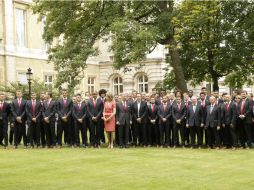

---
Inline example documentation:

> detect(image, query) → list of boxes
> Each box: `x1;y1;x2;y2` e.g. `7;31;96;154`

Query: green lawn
0;146;253;190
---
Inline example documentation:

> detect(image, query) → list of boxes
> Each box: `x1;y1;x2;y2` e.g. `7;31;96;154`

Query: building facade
0;0;253;96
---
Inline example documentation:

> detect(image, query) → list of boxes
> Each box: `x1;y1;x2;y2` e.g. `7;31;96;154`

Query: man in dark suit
42;91;56;148
237;91;253;149
199;92;210;147
11;90;27;148
99;89;107;144
158;96;171;147
25;92;42;148
0;92;10;148
186;96;204;148
220;94;234;148
183;93;191;146
201;87;210;101
56;89;73;147
172;96;186;147
132;93;147;147
205;96;221;149
116;93;132;148
72;93;88;147
213;91;224;105
147;96;159;147
39;92;46;148
87;91;103;148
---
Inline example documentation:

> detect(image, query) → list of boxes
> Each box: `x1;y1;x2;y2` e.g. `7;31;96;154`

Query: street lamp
26;68;33;98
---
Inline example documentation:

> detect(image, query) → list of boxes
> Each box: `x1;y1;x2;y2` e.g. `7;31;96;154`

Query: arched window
138;75;148;93
113;76;123;95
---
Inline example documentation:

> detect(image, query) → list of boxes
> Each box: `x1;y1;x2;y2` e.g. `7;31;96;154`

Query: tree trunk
207;49;219;91
211;74;219;91
168;39;188;93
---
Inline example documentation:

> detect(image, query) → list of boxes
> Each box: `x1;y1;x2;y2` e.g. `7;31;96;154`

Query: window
138;75;148;93
113;76;123;95
88;77;95;93
15;8;26;47
44;75;53;88
17;72;27;85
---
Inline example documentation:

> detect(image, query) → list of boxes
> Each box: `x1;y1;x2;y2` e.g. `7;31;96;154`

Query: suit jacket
237;99;253;124
116;100;132;126
87;98;103;120
25;100;42;123
220;102;234;126
132;101;147;122
11;98;27;122
0;102;10;123
72;102;87;121
172;102;186;122
158;103;171;124
186;104;203;127
42;99;56;122
205;104;221;128
57;98;72;119
147;103;158;121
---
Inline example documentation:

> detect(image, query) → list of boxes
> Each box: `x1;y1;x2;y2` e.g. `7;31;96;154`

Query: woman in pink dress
102;93;116;149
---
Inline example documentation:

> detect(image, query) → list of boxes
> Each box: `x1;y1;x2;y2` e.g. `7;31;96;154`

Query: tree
32;0;188;92
172;0;254;91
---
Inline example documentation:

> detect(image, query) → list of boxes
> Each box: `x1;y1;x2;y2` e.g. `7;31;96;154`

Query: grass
0;146;254;190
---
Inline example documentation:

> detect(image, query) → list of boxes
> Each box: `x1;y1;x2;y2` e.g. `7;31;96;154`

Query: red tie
93;99;96;108
185;102;188;111
152;104;155;113
163;104;166;112
32;101;36;116
78;103;81;110
178;104;181;111
18;99;21;109
202;101;205;108
123;101;126;112
226;103;229;112
241;100;245;114
63;99;67;107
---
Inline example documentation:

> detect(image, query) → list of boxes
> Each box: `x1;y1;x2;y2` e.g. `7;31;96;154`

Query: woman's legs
111;132;115;148
106;132;111;148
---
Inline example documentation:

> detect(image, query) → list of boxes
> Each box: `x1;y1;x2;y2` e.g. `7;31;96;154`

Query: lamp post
26;68;33;98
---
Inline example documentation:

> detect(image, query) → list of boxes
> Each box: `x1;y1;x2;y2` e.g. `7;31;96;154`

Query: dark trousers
132;122;143;146
220;125;230;147
207;127;220;147
159;122;169;146
90;120;101;146
28;121;41;146
189;125;202;147
40;121;46;147
148;123;159;146
101;122;105;143
14;121;27;146
44;121;56;147
238;120;252;147
0;121;8;146
142;122;148;146
57;120;71;146
169;120;174;146
118;121;130;146
229;126;238;147
74;121;87;146
173;122;185;146
9;125;14;145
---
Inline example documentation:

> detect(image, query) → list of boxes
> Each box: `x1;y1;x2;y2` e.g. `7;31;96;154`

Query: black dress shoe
119;145;124;149
124;145;129;148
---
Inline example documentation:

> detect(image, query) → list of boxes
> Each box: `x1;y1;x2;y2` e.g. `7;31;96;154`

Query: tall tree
173;0;254;91
32;0;188;92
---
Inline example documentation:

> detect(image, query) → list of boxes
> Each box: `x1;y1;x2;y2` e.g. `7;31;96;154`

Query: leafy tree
32;0;188;92
172;0;254;91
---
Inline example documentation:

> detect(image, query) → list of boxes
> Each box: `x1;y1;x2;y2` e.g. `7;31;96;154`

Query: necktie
163;104;166;112
241;100;245;114
210;105;213;114
152;104;155;113
47;100;50;109
193;105;196;113
226;103;229;112
18;98;21;109
185;102;188;111
123;101;126;112
202;101;205;108
32;101;36;116
63;99;67;107
93;99;96;108
78;103;81;110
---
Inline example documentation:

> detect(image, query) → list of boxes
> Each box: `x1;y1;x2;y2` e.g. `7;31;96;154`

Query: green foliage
0;79;60;100
171;0;254;90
